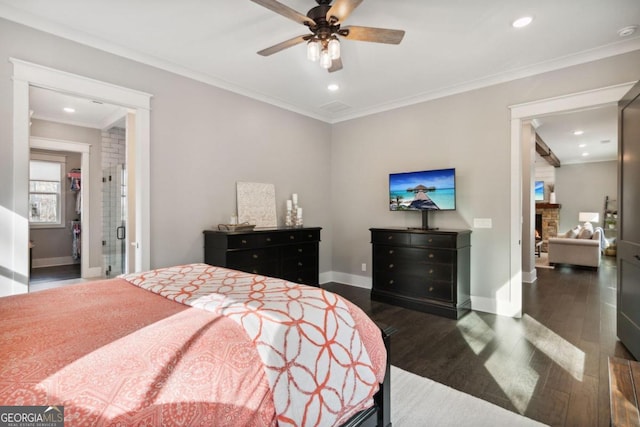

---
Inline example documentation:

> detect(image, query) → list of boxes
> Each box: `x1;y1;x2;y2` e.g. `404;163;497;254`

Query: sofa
547;225;603;269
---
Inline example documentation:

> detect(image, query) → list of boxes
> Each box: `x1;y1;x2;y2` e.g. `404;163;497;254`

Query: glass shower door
102;164;126;276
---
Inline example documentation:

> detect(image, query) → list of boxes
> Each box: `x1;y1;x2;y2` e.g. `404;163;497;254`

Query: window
29;154;65;227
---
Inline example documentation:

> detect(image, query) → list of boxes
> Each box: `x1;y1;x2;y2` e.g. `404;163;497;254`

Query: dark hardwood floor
322;256;634;427
29;263;80;283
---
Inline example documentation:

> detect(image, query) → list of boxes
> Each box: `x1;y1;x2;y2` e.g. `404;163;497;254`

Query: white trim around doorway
505;81;636;318
10;58;152;296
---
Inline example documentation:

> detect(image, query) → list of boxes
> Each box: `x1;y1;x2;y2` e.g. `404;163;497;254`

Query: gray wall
555;160;617;233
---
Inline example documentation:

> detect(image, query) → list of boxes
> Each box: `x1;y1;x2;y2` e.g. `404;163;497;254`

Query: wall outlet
361;263;367;272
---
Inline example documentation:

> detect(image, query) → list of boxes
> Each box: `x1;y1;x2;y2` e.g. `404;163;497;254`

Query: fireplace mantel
536;203;562;209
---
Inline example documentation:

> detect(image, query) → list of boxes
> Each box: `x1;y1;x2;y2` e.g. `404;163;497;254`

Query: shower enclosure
102;164;126;276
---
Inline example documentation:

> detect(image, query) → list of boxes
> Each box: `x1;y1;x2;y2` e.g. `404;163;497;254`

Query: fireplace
535;203;561;252
535;214;542;240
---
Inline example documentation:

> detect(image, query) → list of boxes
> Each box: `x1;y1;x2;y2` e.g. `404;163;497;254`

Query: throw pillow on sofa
578;222;594;239
565;225;581;238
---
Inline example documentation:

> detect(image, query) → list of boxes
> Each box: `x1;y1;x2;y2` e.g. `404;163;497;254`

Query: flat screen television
389;168;456;229
534;181;544;201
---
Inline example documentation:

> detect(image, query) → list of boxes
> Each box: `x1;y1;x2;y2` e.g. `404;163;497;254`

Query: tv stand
410;210;438;230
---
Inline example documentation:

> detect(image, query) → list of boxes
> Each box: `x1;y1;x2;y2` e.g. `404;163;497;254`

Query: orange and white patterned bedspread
121;264;386;427
0;264;386;427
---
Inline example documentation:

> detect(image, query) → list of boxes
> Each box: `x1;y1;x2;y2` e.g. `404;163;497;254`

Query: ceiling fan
250;0;405;72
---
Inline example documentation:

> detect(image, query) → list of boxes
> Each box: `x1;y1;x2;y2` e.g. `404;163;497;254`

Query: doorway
9;58;152;296
509;81;635;317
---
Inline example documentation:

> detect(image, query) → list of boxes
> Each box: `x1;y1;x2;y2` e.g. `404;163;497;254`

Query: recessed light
573;130;584;136
582;152;590;157
579;143;587;148
63;107;75;113
618;25;637;37
512;16;533;28
328;83;339;92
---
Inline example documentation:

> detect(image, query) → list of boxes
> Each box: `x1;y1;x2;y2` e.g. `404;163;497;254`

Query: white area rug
535;252;554;269
391;366;547;426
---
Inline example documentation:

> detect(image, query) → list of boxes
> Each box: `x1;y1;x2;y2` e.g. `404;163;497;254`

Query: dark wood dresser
203;227;321;286
370;227;471;319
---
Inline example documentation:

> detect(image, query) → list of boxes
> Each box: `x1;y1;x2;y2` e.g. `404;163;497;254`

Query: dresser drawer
227;248;276;265
374;246;453;265
227;233;280;249
282;255;316;272
374;272;452;302
281;243;318;258
374;259;452;282
281;269;318;285
371;231;410;246
411;233;457;248
281;229;321;244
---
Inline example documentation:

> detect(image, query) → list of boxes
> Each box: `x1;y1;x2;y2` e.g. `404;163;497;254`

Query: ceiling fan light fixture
307;39;321;61
328;37;340;60
320;49;332;69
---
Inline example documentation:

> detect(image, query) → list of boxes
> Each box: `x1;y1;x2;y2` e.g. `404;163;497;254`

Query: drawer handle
308;234;313;238
252;269;258;273
298;261;303;266
298;248;303;253
389;263;394;269
428;238;433;243
252;254;259;259
387;235;393;240
389;249;394;255
428;253;435;259
266;237;271;242
429;269;434;274
429;286;434;292
290;235;295;240
389;279;394;285
242;239;247;244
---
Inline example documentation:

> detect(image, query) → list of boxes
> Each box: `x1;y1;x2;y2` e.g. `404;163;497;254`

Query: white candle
292;193;298;204
286;199;292;210
297;207;302;218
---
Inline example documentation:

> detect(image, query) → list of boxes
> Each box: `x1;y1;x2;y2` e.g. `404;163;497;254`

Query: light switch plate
473;218;493;228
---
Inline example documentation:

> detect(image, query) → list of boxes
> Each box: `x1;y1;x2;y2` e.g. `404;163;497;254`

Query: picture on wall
535;181;544;201
236;182;277;228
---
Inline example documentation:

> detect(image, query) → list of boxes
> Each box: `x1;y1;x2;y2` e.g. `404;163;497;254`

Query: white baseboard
522;268;537;283
32;256;77;268
320;271;371;289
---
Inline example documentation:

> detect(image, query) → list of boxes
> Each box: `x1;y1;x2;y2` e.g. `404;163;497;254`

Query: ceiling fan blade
250;0;316;26
341;26;405;44
326;0;363;24
258;35;308;56
328;57;343;73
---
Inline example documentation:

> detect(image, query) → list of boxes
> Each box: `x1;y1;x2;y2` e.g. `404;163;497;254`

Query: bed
0;263;391;427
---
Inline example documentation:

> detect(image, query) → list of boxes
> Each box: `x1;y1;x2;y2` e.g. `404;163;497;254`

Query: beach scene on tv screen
390;169;456;210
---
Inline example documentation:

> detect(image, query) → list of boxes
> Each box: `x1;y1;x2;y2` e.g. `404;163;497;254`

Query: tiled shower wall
101;127;126;275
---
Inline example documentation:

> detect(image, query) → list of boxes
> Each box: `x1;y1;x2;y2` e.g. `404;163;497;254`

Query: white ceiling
30;86;127;129
3;0;638;161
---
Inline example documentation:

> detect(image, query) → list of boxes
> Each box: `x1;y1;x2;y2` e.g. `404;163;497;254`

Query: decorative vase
549;192;556;204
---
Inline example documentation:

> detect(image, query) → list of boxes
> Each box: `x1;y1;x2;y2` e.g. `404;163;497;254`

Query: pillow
578;222;594;239
564;226;581;239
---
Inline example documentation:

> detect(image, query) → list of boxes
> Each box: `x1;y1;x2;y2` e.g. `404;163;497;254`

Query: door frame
10;58;152;295
506;81;636;317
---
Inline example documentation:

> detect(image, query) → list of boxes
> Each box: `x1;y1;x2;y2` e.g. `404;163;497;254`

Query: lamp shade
579;212;599;223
